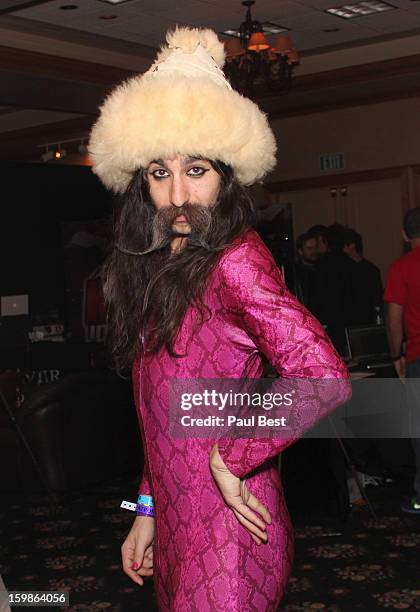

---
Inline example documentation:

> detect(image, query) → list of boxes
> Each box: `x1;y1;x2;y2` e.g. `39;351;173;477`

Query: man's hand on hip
209;443;271;545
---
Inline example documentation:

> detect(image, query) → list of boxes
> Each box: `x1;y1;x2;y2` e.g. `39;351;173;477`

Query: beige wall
297;34;420;76
272;179;404;282
266;97;420;280
270;97;420;183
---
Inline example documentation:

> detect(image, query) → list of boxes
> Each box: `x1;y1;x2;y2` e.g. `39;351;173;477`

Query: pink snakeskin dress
132;229;349;611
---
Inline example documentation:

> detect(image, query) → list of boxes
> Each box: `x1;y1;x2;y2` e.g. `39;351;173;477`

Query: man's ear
402;229;410;243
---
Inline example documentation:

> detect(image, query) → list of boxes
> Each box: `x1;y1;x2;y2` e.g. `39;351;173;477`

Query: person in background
282;227;350;521
343;228;383;325
290;232;322;320
297;232;318;265
384;207;420;515
307;224;353;355
307;224;329;258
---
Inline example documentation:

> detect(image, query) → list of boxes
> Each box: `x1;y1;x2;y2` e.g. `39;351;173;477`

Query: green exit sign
320;153;345;172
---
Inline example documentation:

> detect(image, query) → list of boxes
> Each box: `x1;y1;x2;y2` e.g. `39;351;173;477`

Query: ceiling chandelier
223;0;299;97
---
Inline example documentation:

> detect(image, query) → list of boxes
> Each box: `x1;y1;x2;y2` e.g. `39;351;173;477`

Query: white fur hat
88;27;277;194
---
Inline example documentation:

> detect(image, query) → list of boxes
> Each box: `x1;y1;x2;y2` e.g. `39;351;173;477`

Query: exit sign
320;153;345;172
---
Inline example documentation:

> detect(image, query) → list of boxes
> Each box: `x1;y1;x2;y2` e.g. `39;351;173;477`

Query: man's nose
169;175;189;208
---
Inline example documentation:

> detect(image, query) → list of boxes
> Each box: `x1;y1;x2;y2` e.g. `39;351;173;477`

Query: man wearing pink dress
89;27;350;611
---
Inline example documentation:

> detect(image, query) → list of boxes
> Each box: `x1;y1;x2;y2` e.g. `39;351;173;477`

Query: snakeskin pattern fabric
132;229;350;611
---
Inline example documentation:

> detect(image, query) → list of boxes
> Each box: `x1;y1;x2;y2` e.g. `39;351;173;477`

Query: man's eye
152;169;169;178
187;167;207;177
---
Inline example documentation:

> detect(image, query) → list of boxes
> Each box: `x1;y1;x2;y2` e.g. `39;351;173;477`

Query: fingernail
132;562;139;570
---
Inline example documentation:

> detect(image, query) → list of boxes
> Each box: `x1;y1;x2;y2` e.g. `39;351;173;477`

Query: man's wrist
136;494;155;517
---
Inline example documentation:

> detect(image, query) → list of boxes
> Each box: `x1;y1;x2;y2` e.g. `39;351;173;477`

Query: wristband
120;494;155;517
137;494;154;507
136;504;155;517
391;353;404;362
136;493;155;517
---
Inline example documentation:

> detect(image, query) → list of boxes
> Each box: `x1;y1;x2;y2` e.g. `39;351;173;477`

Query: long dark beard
102;162;257;371
116;201;219;256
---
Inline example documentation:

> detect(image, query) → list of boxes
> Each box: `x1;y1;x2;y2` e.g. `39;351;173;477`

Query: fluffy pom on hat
88;26;277;194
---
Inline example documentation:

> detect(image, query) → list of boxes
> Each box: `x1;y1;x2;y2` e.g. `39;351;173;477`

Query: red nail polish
132;562;139;570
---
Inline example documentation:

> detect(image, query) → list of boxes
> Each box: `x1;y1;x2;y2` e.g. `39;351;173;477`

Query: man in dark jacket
343;228;383;325
291;232;323;321
307;224;354;355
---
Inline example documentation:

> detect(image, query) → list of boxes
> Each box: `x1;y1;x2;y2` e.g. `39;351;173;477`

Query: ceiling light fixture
222;1;298;97
78;142;87;155
38;138;88;162
41;147;53;163
326;0;396;18
54;146;67;160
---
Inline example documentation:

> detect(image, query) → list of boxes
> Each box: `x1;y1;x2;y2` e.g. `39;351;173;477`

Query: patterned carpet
1;475;419;612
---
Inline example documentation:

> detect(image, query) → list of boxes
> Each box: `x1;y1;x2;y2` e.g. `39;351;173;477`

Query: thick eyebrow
148;156;206;168
183;156;205;166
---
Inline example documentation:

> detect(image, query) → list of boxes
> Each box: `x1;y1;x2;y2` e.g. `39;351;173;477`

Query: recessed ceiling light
59;4;79;9
326;0;396;18
222;22;289;38
222;29;240;37
97;0;134;5
262;22;289;35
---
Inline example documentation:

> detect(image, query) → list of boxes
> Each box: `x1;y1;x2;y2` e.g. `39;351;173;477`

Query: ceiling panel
10;0;108;18
12;0;228;19
351;9;420;31
122;1;240;22
281;10;366;30
9;0;420;53
303;0;357;8
0;0;53;11
396;0;420;13
291;22;384;49
247;1;311;19
82;20;179;46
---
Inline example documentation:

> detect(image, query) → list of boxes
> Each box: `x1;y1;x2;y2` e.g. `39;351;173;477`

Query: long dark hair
102;161;256;371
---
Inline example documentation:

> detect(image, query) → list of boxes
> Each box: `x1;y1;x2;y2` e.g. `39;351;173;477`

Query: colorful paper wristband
136;503;155;517
137;494;154;508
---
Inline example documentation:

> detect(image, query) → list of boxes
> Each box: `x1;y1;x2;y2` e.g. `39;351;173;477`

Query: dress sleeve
216;236;351;479
132;353;154;497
